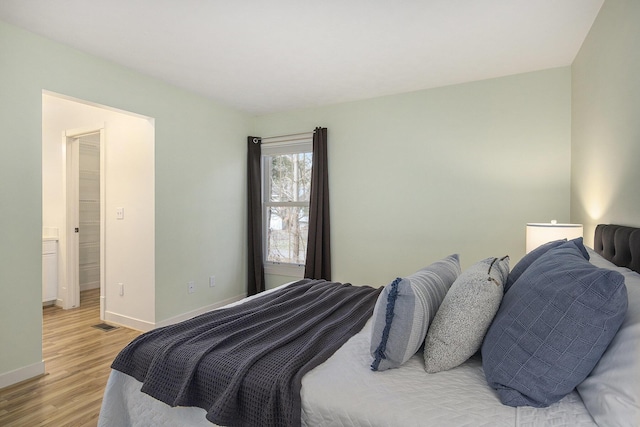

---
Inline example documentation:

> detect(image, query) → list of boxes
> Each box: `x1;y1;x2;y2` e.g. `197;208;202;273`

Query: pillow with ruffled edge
482;239;628;407
423;256;510;373
370;254;461;371
504;238;566;293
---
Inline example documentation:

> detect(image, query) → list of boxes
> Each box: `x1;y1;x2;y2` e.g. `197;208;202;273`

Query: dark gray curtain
247;136;264;295
305;127;331;280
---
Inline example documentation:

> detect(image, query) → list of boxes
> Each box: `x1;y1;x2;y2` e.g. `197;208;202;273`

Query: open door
63;129;105;318
63;135;80;309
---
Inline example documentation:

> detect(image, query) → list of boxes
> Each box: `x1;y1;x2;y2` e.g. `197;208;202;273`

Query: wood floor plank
0;289;140;426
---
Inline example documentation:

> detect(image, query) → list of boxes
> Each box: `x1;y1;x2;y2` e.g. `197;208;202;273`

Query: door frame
62;126;106;319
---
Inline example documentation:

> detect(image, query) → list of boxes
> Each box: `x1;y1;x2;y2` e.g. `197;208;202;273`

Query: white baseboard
154;294;246;329
104;294;246;332
104;311;156;332
0;361;45;389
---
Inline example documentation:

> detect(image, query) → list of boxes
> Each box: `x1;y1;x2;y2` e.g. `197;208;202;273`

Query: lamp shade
525;222;583;253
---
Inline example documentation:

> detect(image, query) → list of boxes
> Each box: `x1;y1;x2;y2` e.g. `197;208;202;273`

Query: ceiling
0;0;604;115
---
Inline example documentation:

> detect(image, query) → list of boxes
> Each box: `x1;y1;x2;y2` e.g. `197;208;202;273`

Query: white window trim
261;132;313;278
264;262;305;277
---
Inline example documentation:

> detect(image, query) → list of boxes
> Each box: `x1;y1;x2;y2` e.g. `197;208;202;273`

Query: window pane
266;206;309;264
269;152;312;202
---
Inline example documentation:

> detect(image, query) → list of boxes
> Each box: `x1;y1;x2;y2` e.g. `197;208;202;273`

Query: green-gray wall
253;68;572;287
0;21;249;381
571;0;640;244
12;3;635;386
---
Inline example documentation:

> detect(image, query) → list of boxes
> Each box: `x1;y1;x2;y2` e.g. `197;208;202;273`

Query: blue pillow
370;255;461;371
482;240;628;407
505;237;589;293
504;238;566;293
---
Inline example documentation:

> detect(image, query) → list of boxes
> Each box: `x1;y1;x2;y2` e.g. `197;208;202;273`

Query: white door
64;129;105;318
64;136;80;309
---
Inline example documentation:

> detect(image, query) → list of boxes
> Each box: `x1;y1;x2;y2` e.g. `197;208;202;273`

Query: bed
98;224;640;427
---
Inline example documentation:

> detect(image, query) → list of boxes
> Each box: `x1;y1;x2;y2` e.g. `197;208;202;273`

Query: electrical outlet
119;283;124;296
209;276;216;287
188;281;196;294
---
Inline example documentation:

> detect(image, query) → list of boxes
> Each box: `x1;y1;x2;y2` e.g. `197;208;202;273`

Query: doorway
42;91;156;331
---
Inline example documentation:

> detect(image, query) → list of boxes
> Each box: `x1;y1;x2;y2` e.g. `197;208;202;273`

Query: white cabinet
42;240;58;303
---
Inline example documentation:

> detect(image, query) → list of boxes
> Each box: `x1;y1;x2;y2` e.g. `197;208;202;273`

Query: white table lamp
525;221;583;253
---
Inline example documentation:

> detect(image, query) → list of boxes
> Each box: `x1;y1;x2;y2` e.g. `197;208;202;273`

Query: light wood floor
0;289;141;426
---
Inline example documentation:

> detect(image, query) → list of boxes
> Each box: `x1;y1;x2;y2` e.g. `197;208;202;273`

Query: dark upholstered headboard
594;224;640;274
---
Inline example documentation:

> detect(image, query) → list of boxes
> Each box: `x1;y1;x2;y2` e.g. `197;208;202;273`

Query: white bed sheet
301;319;596;427
99;315;596;427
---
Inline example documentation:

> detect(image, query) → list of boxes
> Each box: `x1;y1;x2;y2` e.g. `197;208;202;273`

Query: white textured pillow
370;255;461;371
578;249;640;426
424;256;509;373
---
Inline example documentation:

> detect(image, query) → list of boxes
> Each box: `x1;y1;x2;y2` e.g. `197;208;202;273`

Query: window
262;135;313;276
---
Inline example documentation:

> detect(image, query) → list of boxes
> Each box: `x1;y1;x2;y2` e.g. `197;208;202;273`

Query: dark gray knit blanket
111;279;381;427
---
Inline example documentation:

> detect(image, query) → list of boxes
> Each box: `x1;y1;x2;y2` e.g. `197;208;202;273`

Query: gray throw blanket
111;279;381;427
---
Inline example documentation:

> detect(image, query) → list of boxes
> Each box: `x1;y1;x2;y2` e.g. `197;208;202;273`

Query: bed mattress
99;316;596;427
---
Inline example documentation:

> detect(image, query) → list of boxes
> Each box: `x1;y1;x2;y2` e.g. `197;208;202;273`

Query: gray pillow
482;240;628;407
424;256;510;373
370;254;461;371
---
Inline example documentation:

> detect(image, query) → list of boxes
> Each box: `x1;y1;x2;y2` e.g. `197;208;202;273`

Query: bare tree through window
264;151;312;264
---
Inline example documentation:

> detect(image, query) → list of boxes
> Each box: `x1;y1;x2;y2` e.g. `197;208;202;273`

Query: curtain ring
253;138;260;144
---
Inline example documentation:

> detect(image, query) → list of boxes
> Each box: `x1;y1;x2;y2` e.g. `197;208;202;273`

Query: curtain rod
261;131;314;143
